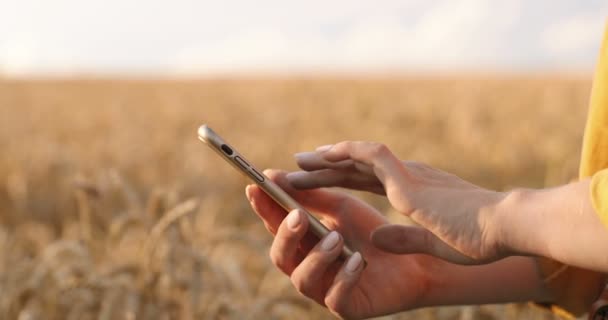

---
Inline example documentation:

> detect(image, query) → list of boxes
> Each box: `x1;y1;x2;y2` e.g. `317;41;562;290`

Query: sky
0;0;606;76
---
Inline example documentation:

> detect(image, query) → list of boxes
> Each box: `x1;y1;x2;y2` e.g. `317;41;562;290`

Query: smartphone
197;124;357;262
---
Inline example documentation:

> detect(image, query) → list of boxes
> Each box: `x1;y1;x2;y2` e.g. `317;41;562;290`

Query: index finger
246;183;319;254
321;141;411;193
245;184;284;235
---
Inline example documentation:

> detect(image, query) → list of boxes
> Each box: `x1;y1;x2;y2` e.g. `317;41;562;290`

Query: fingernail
286;209;301;230
316;144;333;152
245;185;253;201
285;171;306;181
294;152;314;161
321;231;340;251
345;252;362;273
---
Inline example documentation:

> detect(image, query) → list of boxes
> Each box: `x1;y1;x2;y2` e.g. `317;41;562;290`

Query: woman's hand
246;170;443;319
287;141;508;265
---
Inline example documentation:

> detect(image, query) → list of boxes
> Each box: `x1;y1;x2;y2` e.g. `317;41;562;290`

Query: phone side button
234;156;249;169
250;169;265;182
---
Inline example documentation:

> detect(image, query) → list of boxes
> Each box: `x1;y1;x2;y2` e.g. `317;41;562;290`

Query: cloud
172;0;525;74
0;40;37;76
541;13;606;67
0;0;605;75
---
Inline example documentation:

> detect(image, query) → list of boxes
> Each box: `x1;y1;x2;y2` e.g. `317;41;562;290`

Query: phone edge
197;124;358;262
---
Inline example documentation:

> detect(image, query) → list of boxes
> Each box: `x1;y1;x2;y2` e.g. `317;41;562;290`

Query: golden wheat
0;75;591;319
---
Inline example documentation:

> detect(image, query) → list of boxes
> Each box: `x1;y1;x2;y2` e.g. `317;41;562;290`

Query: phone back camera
221;144;233;156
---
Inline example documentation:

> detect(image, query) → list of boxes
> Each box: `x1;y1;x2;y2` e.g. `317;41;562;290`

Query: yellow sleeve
532;258;605;319
531;21;608;319
581;20;608;229
591;169;608;229
580;20;608;179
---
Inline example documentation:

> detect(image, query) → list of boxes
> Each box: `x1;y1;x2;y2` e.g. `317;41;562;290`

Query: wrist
494;188;546;257
415;258;451;308
420;257;552;307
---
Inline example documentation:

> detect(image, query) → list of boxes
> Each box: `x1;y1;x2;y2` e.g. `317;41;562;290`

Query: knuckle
340;159;357;170
369;143;389;158
386;191;414;214
327;302;356;320
290;272;313;296
324;298;341;317
313;170;333;185
334;141;350;150
342;140;355;147
269;249;287;272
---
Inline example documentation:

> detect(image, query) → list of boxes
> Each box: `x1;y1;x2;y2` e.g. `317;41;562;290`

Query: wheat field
0;75;592;319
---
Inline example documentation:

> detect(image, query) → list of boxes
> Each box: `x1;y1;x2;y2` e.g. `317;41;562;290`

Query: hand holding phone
197;124;359;262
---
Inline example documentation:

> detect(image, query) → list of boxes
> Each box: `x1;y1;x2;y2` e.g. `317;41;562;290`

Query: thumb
370;224;478;265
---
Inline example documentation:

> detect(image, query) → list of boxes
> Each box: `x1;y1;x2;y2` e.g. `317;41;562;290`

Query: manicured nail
286;209;301;230
316;144;333;152
294;152;315;162
321;231;341;251
245;185;253;201
286;171;306;181
345;252;362;273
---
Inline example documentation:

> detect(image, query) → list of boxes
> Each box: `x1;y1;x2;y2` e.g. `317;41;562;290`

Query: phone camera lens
221;144;233;155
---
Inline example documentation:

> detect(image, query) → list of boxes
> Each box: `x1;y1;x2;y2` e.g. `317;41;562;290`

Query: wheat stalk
141;198;200;271
1;78;587;320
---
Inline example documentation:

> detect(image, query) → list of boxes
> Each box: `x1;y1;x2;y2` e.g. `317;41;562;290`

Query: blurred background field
0;75;593;319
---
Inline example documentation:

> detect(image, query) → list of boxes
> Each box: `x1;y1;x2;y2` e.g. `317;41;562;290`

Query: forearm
422;256;550;307
499;179;608;272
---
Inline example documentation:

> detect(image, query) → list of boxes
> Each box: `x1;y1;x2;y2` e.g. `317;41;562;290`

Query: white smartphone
198;124;358;262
